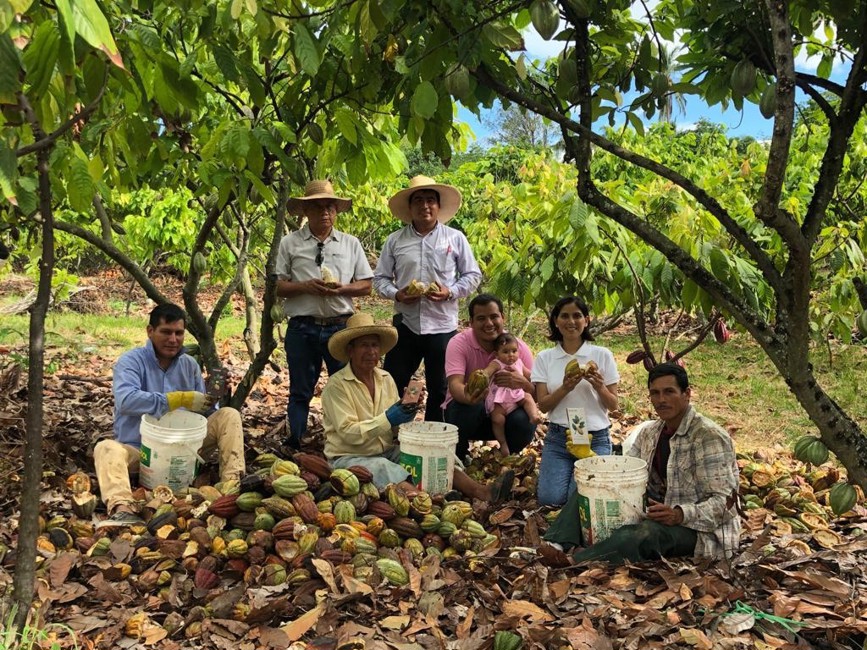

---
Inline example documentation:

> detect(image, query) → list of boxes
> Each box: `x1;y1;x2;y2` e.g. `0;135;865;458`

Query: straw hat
327;313;399;363
388;175;462;224
287;180;352;216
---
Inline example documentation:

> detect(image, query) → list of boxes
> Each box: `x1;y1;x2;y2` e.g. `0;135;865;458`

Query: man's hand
305;279;340;296
492;368;527;390
646;499;684;526
385;401;417;427
167;391;215;413
425;284;451;302
395;286;422;304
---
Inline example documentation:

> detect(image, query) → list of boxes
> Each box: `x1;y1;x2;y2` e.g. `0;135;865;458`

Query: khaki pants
94;408;245;514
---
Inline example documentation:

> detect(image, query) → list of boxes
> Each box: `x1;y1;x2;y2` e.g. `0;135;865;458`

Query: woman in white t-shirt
531;296;620;506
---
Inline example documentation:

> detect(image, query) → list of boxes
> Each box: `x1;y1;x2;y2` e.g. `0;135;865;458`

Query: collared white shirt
373;222;481;334
276;224;373;318
531;342;619;429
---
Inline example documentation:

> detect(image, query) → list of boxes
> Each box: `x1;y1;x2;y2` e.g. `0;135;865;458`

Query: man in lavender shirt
374;176;482;422
443;294;537;460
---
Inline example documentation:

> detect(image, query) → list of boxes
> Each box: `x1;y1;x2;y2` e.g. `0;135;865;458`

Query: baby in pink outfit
483;333;541;456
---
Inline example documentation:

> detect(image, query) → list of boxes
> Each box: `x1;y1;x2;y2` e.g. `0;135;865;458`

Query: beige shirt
275;224;373;318
322;365;399;459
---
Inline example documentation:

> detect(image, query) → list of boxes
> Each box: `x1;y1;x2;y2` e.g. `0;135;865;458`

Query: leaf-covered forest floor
0;271;866;649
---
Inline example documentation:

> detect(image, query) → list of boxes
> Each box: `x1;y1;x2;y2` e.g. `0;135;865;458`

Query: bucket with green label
574;455;648;545
398;422;459;494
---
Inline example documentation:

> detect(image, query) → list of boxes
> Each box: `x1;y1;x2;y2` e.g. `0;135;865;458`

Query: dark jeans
383;318;455;423
284;319;345;447
444;399;537;461
544;491;697;564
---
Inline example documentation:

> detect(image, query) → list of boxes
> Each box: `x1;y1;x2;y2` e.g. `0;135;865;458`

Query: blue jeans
536;423;611;507
284;319;345;447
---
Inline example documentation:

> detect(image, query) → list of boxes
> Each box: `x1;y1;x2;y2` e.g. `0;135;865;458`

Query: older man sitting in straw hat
274;180;373;450
374;175;481;423
321;312;515;501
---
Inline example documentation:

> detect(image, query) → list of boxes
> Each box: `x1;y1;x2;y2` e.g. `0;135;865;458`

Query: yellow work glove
166;391;214;413
567;433;595;459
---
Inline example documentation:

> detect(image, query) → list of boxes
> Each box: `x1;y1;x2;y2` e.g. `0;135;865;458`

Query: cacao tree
372;0;867;487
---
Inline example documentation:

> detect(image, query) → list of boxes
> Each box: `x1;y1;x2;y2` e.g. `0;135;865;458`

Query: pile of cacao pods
35;452;525;604
738;442;864;555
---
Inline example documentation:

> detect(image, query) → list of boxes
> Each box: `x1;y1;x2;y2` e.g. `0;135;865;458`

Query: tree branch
16;74;107;157
753;0;805;252
472;65;787;298
801;19;867;246
54;220;171;306
93;194;113;243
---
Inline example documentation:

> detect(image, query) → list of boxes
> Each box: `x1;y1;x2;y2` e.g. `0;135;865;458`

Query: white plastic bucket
139;411;208;491
398;422;459;494
573;455;649;546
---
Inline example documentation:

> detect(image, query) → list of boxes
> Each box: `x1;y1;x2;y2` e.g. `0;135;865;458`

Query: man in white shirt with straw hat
275;180;373;450
374;175;482;422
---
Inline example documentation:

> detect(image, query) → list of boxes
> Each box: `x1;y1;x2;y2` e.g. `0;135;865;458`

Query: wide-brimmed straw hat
287;180;352;216
388;175;462;224
327;313;398;363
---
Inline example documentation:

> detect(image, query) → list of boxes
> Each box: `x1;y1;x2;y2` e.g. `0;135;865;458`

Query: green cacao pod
226;539;248;558
731;59;757;97
270;305;284;323
856;309;867;337
759;83;777;118
403;537;424;560
378;528;401;548
271;460;301;477
461;519;486;538
253;512;275;531
530;0;559;40
334;500;357;524
440;503;466;527
419;514;441;533
651;73;670;96
793;436;829;466
330;469;361;497
261;496;296;519
192;252;207;274
376;558;409;586
272;475;309;498
443;65;471;100
236;492;264;512
565;0;592;18
437;521;457;539
829;482;858;515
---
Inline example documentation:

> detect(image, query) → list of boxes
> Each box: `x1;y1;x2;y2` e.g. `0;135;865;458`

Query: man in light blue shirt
374;176;482;421
275;180;373;449
94;304;245;527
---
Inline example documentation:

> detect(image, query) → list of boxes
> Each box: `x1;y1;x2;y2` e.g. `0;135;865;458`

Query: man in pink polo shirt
443;294;537;460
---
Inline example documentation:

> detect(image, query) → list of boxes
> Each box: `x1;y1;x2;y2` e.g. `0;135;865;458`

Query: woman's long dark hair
547;296;594;342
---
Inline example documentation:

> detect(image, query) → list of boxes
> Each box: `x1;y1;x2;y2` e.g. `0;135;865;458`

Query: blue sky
457;22;852;146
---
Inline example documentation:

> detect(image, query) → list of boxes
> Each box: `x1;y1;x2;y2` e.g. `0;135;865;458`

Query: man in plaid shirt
545;363;741;563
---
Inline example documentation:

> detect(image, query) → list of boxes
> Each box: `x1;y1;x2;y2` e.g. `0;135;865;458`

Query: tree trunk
231;182;290;409
786;365;867;488
241;264;261;359
12;144;53;630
